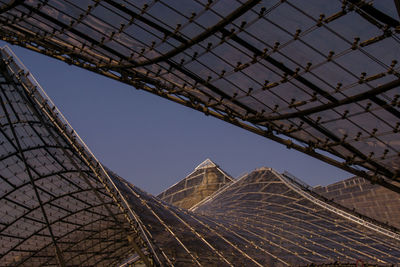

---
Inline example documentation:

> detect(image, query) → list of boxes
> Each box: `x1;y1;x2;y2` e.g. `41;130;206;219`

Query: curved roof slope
157;159;234;209
315;176;400;229
115;168;400;266
0;48;154;266
193;169;400;265
0;1;399;191
2;45;400;266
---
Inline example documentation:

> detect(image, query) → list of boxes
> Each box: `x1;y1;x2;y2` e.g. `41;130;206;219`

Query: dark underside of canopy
0;0;399;193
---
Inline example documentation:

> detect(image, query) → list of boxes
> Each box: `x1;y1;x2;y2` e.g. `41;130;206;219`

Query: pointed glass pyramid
194;158;217;170
157;158;234;209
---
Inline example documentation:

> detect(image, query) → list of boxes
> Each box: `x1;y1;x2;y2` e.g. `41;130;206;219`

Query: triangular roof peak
194;158;217;170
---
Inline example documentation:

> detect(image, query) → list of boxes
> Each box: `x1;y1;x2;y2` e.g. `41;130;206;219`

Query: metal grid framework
115;166;400;266
1;45;400;266
0;0;399;193
157;159;234;209
0;48;156;266
315;175;400;229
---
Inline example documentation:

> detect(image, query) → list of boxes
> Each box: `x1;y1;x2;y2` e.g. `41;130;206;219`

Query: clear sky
1;42;352;195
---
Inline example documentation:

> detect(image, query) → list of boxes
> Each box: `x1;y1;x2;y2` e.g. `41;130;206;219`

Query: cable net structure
104;165;400;266
315;175;400;229
1;45;400;265
157;159;234;209
0;47;156;266
0;0;399;192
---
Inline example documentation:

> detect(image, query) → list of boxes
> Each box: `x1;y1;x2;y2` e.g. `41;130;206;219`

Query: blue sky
2;42;352;195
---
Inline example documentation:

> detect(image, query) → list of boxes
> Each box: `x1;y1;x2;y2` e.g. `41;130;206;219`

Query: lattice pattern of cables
0;48;156;266
157;159;234;209
0;0;399;192
193;168;400;265
112;166;400;266
1;43;400;265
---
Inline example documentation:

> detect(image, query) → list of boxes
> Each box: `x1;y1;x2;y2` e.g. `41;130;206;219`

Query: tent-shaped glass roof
0;0;399;193
158;158;233;209
2;45;400;266
0;46;155;266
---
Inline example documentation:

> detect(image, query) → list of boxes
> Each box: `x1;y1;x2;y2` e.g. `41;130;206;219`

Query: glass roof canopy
0;0;399;192
0;47;156;266
1;43;400;266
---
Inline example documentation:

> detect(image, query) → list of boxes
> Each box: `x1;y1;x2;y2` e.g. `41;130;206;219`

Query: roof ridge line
194;158;217;170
